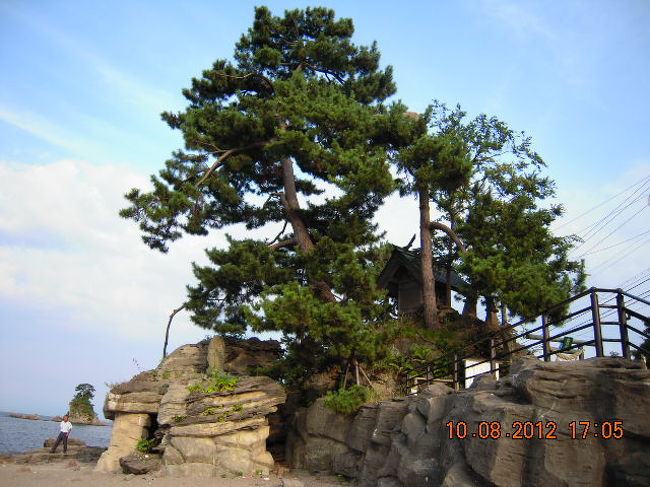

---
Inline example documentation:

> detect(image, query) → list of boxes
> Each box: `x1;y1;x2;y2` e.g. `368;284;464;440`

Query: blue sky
0;0;648;417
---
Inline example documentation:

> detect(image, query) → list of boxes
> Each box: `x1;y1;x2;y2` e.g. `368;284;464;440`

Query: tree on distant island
68;383;97;421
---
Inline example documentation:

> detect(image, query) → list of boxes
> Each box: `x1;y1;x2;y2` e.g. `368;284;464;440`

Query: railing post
490;338;497;377
541;315;551;362
616;290;631;359
453;353;459;390
591;290;604;357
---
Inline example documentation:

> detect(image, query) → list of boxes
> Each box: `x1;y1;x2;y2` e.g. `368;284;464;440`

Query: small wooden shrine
377;246;467;315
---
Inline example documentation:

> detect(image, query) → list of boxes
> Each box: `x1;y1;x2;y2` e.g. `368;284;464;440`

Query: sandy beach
0;462;345;487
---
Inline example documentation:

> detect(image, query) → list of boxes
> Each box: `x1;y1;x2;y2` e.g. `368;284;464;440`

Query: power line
579;229;650;257
618;267;650;289
556;175;650;230
572;182;650;242
571;191;649;254
589;235;650;276
577;205;648;257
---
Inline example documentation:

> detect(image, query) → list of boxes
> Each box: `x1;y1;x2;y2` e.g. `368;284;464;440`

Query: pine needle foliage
120;6;403;385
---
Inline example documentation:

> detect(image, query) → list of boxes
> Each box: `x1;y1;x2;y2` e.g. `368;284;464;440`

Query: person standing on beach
50;414;72;454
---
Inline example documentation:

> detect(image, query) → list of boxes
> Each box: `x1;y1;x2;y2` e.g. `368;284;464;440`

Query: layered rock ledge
96;336;285;477
289;357;650;487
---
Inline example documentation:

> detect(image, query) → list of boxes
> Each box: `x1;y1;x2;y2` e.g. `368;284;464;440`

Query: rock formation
67;413;106;426
96;336;285;477
8;413;40;420
288;357;650;487
6;438;106;465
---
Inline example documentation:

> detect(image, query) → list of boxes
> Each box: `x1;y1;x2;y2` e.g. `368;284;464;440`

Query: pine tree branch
429;221;467;254
162;303;186;359
196;140;269;186
214;71;275;93
268;220;289;245
268;237;297;250
302;62;344;84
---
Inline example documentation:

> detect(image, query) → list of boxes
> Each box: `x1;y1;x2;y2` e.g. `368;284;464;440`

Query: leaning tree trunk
280;155;337;303
485;296;500;327
427;220;477;318
419;187;439;330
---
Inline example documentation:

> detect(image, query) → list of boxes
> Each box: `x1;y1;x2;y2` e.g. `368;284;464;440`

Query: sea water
0;411;112;454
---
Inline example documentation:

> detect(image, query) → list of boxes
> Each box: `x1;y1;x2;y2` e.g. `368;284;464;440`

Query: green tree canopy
398;102;585;324
74;383;95;401
120;6;401;384
69;383;96;420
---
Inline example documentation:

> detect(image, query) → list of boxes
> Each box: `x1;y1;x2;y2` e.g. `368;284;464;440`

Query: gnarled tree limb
162;303;186;359
196;140;269;187
429;221;467;254
269;237;296;250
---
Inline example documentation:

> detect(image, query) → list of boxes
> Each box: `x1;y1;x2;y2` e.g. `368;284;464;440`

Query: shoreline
0;459;344;487
6;412;109;427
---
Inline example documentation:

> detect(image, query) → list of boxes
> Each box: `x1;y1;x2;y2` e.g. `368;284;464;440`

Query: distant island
7;411;107;426
67;383;106;425
8;412;41;421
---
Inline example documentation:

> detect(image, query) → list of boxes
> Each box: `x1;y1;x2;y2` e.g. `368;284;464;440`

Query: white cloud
478;0;556;42
0;159;222;342
0;106;96;158
553;160;650;290
1;2;180;116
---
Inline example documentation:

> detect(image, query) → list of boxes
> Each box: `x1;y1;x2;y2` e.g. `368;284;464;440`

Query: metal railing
404;287;650;394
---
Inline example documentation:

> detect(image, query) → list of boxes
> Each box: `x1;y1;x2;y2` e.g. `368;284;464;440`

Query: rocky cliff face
96;336;285;477
289;357;650;487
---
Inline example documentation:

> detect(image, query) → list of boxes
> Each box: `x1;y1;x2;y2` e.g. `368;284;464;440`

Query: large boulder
94;413;151;472
161;375;285;476
221;336;282;375
100;336;286;477
119;453;162;475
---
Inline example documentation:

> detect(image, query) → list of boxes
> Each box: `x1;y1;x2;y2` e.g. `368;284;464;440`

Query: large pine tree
120;7;399;383
398;102;585;325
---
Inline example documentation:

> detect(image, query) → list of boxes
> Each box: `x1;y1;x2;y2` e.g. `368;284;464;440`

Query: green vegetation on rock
187;369;240;394
324;385;372;414
68;383;98;422
135;437;159;453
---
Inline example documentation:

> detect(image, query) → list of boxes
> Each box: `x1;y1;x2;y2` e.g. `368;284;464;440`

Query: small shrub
186;369;240;394
136;437;158;453
203;407;218;416
232;403;243;412
323;385;372;414
161;371;171;380
172;415;187;423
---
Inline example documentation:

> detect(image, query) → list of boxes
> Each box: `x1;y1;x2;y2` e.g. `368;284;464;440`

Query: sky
0;0;648;417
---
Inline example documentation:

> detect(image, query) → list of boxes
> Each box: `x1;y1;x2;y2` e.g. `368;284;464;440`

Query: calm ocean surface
0;411;112;454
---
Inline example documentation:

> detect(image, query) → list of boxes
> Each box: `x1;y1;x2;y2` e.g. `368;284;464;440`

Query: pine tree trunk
419;187;438;330
462;294;478;317
280;156;337;303
485;297;499;327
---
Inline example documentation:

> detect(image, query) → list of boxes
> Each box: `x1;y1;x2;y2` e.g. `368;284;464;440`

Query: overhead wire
579;229;650;257
555;175;650;231
575;202;648;255
589;235;650;276
570;191;649;255
572;177;650;238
